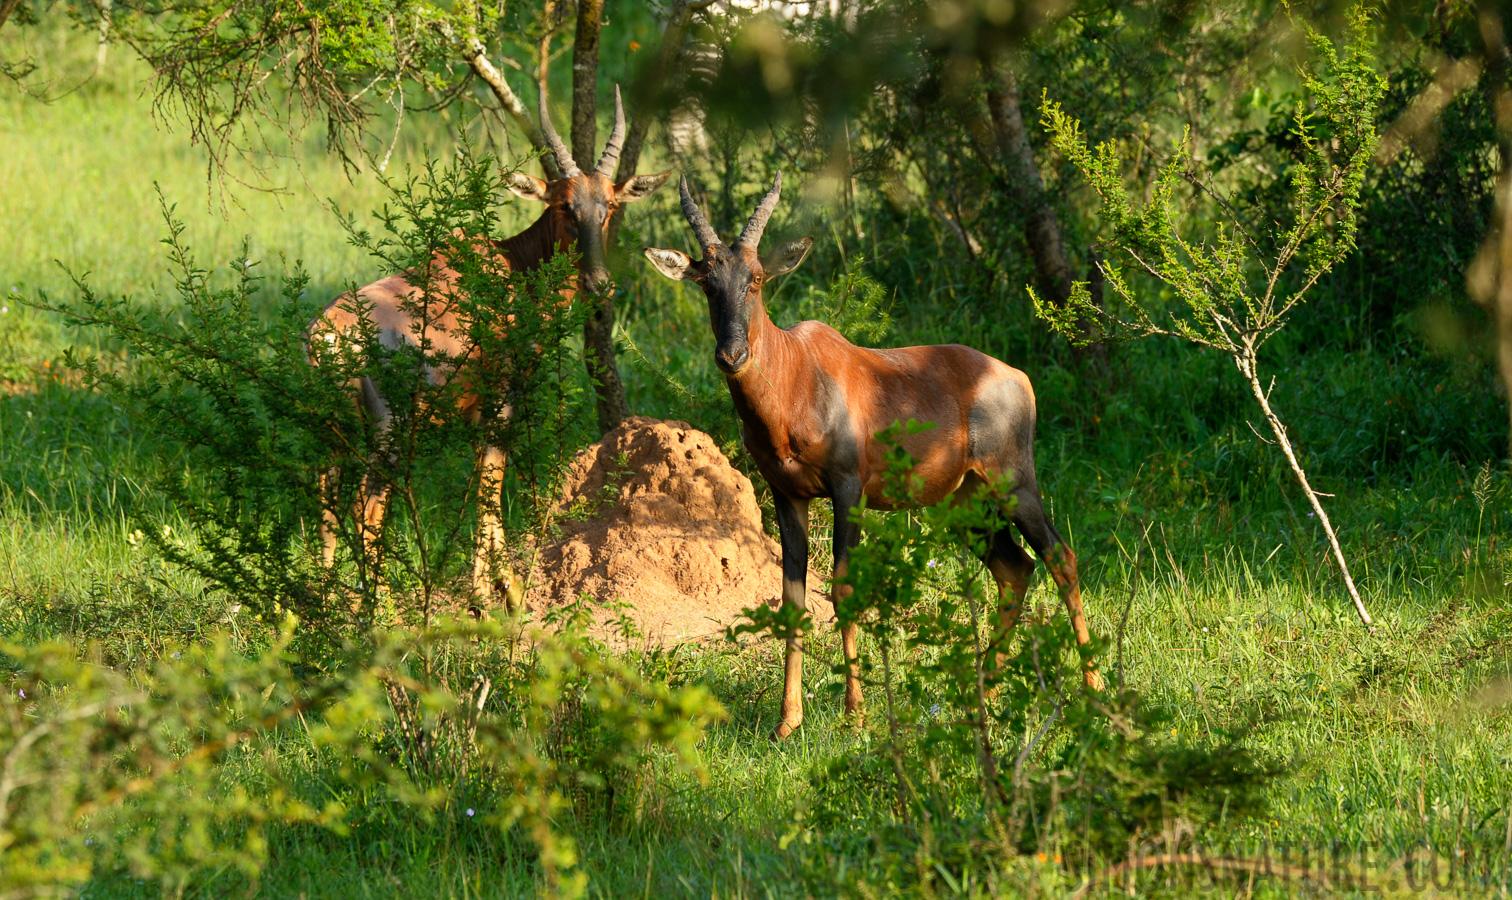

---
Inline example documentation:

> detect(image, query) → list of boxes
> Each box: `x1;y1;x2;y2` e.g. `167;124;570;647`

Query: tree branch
463;38;554;177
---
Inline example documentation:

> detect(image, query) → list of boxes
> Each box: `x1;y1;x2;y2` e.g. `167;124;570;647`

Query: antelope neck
725;299;798;408
496;209;573;270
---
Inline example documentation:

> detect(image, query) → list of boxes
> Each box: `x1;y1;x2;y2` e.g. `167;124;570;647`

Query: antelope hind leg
472;445;522;614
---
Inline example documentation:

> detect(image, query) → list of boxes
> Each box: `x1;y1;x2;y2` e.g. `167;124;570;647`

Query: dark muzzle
714;341;750;375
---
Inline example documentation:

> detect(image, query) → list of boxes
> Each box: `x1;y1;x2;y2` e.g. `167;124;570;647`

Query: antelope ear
644;247;695;281
615;172;671;203
504;171;550;202
763;237;813;278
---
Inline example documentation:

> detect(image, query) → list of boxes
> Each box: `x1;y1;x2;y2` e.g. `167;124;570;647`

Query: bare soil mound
527;417;826;645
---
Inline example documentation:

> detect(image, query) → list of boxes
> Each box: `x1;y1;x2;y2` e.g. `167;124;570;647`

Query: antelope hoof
771;716;803;741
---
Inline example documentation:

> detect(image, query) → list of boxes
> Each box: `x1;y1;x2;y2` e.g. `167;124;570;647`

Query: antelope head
643;172;813;375
505;85;670;295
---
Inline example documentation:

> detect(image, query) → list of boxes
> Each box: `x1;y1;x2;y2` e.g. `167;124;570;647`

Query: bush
35;152;591;643
735;422;1282;893
0;614;725;899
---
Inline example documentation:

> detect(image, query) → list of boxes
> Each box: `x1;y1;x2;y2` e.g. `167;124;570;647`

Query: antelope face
505;84;670;296
644;173;812;377
507;170;669;296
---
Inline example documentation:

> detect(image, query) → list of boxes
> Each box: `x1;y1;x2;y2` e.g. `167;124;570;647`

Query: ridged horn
734;171;782;249
680;174;723;251
595;85;627;177
538;82;581;178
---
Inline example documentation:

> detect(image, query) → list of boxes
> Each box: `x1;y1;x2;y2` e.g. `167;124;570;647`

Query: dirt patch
526;417;827;645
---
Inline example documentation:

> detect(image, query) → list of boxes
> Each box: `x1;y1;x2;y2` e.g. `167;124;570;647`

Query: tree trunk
1473;16;1512;460
568;0;628;433
95;0;112;77
980;58;1107;369
0;0;23;31
571;0;605;166
584;306;630;432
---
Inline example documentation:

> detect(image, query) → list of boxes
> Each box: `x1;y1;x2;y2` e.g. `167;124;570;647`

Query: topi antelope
645;173;1101;738
308;86;669;610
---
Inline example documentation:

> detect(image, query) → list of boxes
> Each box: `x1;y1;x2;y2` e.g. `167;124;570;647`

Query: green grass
4;23;1512;900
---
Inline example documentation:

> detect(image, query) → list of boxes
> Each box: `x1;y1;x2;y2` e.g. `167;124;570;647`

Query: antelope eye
752;274;764;286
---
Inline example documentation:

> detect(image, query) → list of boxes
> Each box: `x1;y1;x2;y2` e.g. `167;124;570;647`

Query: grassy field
4;25;1512;900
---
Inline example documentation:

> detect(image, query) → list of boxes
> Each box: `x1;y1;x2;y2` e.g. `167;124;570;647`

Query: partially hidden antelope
308;86;669;610
645;173;1101;738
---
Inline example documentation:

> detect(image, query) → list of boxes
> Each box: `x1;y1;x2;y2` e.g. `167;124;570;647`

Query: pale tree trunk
980;58;1107;370
1479;162;1512;459
1472;14;1512;461
1236;348;1374;630
95;0;112;77
1493;206;1512;460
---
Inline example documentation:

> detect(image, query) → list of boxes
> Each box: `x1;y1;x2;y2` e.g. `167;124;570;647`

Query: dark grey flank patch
967;376;1035;475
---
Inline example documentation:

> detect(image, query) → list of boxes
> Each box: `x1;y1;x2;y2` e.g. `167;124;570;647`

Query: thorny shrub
0;614;724;899
35;152;590;644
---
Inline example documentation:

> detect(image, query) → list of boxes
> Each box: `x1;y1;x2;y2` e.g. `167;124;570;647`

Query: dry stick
1237;350;1374;631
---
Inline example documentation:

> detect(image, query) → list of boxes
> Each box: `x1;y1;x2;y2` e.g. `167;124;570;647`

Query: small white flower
926;558;938;568
171;651;181;659
1307;512;1315;518
1;306;7;314
805;692;814;699
17;689;24;699
85;838;93;846
1201;627;1208;633
466;808;475;817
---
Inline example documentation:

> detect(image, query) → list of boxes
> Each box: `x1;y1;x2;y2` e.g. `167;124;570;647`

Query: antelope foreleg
772;494;811;740
1045;545;1103;691
318;467;342;568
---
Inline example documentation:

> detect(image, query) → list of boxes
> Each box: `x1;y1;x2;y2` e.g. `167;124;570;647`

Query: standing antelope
645;173;1102;738
309;87;669;610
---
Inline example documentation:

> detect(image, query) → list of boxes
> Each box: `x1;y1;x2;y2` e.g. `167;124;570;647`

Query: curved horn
538;81;581;178
734;171;782;249
595;85;627;177
680;174;722;251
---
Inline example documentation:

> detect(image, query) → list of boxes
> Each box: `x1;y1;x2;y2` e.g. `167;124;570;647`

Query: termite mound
527;416;826;645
